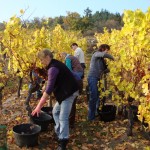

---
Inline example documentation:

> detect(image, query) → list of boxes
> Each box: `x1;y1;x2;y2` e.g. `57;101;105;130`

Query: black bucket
13;123;41;147
99;105;116;122
30;112;52;131
41;107;54;123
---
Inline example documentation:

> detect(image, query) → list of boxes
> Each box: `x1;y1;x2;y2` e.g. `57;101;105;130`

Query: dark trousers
69;97;77;128
80;63;86;79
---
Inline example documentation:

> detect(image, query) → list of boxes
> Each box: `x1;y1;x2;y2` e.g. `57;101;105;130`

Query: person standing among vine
71;43;86;79
32;49;79;150
87;44;114;121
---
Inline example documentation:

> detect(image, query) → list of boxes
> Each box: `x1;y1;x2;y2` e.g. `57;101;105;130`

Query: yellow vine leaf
20;9;24;14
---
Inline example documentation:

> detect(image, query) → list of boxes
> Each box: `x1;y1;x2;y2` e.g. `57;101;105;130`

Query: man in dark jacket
32;49;79;150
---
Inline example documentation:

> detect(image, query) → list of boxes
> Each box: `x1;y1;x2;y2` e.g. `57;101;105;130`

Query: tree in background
0;8;123;36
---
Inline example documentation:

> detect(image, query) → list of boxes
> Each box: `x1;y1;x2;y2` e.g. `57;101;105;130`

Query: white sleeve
74;49;80;58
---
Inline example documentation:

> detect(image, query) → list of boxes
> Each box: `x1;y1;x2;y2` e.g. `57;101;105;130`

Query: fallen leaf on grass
95;132;101;138
15;117;21;121
81;145;89;150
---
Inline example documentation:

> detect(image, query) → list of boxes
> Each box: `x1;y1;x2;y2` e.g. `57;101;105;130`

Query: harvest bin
0;125;7;150
30;112;52;131
99;105;116;122
13;123;41;147
41;106;54;123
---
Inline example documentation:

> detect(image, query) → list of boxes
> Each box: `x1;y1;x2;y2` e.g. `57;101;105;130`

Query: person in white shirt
71;43;86;79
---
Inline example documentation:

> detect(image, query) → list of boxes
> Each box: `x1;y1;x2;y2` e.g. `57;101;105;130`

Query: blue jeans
52;91;78;140
87;76;100;121
74;71;83;79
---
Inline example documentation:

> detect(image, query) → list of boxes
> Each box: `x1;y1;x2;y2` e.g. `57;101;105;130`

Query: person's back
67;55;83;72
74;47;85;64
71;43;85;68
88;51;106;79
71;43;86;79
46;59;79;103
61;52;83;79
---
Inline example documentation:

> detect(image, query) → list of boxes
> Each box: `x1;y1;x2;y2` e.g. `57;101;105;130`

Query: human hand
32;96;47;117
31;106;41;117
